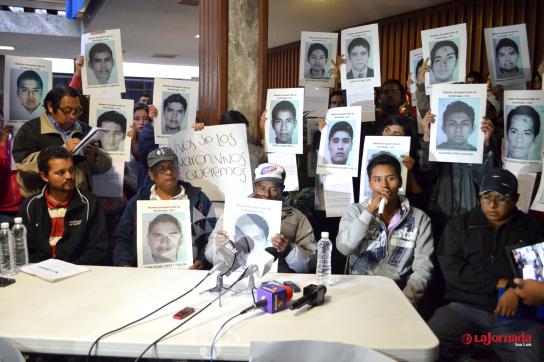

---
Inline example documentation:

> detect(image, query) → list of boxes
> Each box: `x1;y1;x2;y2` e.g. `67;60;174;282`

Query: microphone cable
133;266;251;362
86;267;220;362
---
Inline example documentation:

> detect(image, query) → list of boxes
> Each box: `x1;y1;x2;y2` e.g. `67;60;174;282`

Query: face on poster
429;84;486;164
421;24;467;93
137;200;193;268
4;56;52;122
81;29;125;95
340;24;381;89
299;32;338;88
409;48;424;95
265;88;304;154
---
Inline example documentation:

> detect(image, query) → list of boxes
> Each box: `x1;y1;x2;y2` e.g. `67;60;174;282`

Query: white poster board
169;124;252;202
409;48;424;105
81;29;125;95
265;88;304;154
136;200;193;268
267;153;299;192
304;86;329;118
340;24;381;89
345;87;375;122
91;162;124;198
299;32;338;88
323;175;354;218
429;84;487;164
153;78;199;145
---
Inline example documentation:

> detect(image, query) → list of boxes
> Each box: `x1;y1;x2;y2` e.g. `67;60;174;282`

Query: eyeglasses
480;193;513;206
58;106;84;117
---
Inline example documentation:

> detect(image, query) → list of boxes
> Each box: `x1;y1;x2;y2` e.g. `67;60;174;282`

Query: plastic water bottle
12;217;29;270
0;222;15;276
316;231;332;285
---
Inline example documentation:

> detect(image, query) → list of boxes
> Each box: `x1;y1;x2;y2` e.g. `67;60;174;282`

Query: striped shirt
45;190;72;258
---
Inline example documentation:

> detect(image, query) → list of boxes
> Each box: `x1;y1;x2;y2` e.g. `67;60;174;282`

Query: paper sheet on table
267;153;299;191
516;173;536;214
21;259;89;282
249;340;394;362
324;175;354;218
346;87;375;122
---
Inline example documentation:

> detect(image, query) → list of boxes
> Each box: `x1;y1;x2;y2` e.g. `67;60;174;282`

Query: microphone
289;284;327;310
378;198;386;214
215;236;255;276
265;247;279;261
241;282;293;314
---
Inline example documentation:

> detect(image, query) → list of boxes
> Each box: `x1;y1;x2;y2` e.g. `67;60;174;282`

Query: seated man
336;153;434;305
205;163;316;273
429;169;544;361
19;146;108;265
113;146;216;269
12;85;112;197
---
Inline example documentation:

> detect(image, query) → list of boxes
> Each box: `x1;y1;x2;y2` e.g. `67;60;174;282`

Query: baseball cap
147;147;178;168
254;163;286;184
479;168;518;197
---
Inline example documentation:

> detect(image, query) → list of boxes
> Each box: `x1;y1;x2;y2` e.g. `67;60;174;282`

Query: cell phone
506;240;544;280
173;307;195;320
0;277;15;287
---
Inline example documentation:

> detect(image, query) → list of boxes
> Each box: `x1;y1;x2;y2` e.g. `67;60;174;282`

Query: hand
214;230;230;249
401;155;415;171
495;287;519;317
318;118;327;132
514;278;544;306
0;125;14;146
83;143;98;158
538;59;544;77
192;122;205;131
480;117;495;146
422;110;436;142
416;57;431;86
190;259;203;270
328;55;346;78
127;126;136;138
258;110;267;143
366;189;392;214
406;72;414;89
65;138;81;153
148;105;158;118
271;233;289;253
74;55;84;77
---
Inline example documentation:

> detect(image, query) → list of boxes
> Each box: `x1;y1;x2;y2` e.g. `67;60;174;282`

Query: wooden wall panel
268;0;544;89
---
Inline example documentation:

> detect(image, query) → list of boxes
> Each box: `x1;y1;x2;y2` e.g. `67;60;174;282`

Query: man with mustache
19;146;108;265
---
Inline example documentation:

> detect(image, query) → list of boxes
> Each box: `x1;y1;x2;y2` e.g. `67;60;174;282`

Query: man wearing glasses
114;147;216;270
429;168;544;361
12;86;112;197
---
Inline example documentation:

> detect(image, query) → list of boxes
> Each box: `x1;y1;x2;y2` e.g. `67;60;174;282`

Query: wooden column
257;0;268;113
199;0;228;125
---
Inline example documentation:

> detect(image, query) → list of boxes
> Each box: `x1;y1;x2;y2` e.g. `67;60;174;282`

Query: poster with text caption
81;29;125;95
169;124;252;202
409;48;424;105
503;90;544;175
484;24;531;90
359;136;410;202
429;84;486;164
299;32;338;88
153;78;198;145
304;86;329;118
265;88;304;154
89;97;133;162
316;106;362;177
345;87;375;122
92;163;124;198
4;56;51;122
340;24;381;90
267;153;299;191
421;23;466;94
136;200;193;269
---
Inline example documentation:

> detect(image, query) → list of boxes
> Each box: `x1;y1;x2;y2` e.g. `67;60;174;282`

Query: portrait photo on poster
345;36;374;79
96;109;127;152
436;98;480;151
494;36;524;80
9;68;48;121
504;104;543;161
85;41;118;86
161;91;190;136
429;38;460;85
268;99;299;145
323;120;356;166
303;42;332;81
142;212;188;266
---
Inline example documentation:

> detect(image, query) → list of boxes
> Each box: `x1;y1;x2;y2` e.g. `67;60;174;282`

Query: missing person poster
299;32;338;88
81;29;125;95
359;136;410;201
136;200;193;268
484;24;531;90
340;23;381;89
169;124;253;202
503;90;544;175
421;23;467;94
223;196;282;253
4;56;52;122
265;88;304;154
89;97;133;162
428;84;487;164
409;48;424;105
316;106;362;177
153;78;199;145
323;175;354;218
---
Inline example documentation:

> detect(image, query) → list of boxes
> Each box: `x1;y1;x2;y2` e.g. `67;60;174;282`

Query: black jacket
113;180;215;267
438;206;544;311
19;187;108;265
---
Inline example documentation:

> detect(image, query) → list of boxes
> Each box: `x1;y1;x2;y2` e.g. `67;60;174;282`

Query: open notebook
20;259;90;282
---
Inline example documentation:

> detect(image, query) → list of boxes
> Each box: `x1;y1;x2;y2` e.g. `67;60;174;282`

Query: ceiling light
195;34;200;38
0;46;15;51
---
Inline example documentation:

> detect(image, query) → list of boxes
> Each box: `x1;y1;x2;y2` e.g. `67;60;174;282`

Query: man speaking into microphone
336;153;434;306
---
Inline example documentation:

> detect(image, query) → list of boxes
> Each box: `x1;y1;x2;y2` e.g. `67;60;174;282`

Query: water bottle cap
14;217;22;224
321;232;329;238
1;222;9;229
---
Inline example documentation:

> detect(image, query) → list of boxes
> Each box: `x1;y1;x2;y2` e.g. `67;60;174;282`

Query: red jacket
0;142;24;213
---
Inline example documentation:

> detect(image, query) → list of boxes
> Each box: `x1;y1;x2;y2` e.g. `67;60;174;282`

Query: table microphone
289;284;327;310
378;198;386;214
240;282;293;314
